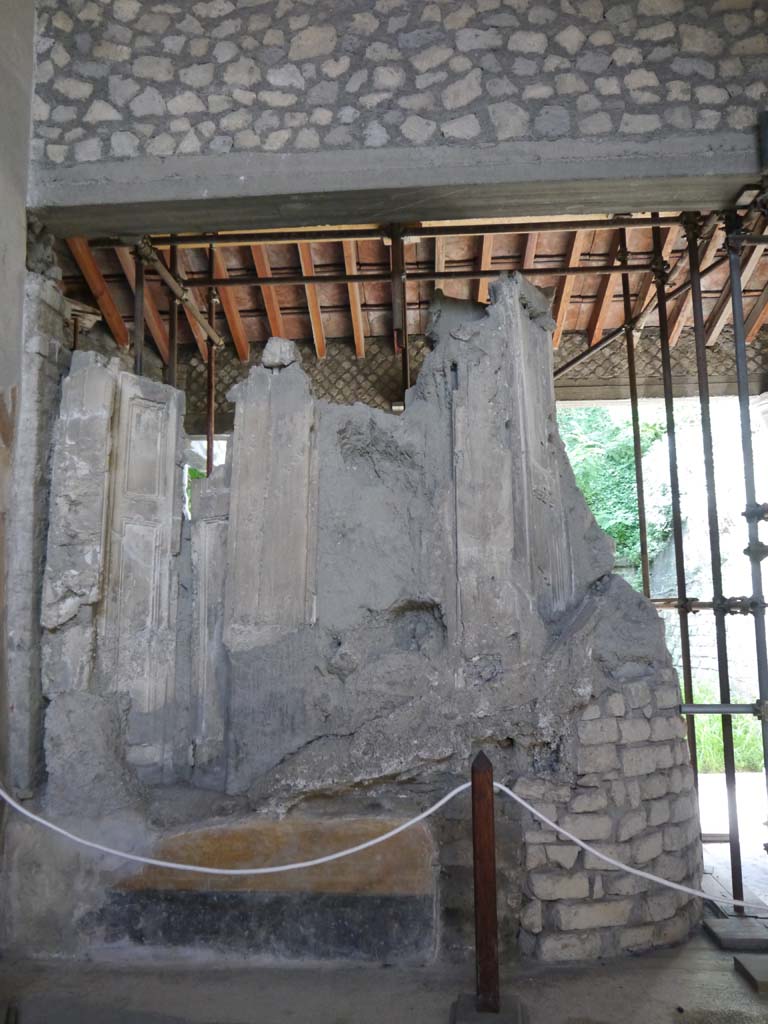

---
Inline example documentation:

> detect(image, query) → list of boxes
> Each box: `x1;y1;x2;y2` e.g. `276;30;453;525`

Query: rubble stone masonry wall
31;0;767;167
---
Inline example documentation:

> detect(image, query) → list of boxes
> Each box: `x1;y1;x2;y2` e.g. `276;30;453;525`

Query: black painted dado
90;891;436;962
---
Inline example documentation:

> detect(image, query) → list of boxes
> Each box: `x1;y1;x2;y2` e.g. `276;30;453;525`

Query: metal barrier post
472;751;500;1014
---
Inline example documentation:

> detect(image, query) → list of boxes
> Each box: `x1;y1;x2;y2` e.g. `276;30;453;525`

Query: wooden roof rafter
666;226;722;346
342;240;366;359
298;242;327;359
250;244;285;339
115;246;169;364
587;232;623;347
66;237;130;349
211;249;250;363
705;214;767;347
476;234;494;304
552;230;585;348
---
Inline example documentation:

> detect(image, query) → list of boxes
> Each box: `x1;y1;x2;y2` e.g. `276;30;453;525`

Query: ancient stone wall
5;275;73;794
31;0;766;168
3;276;702;964
0;0;36;795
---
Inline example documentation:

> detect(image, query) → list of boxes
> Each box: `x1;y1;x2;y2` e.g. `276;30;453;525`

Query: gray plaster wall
3;276;702;964
0;0;36;790
28;0;765;234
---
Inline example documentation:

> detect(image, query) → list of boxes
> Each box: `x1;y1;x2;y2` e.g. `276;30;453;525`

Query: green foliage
692;682;765;773
186;466;207;510
557;406;672;590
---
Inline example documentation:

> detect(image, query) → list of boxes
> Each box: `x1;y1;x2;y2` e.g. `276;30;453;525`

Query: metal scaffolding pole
726;211;768;832
685;213;744;905
652;217;699;786
619;228;651;598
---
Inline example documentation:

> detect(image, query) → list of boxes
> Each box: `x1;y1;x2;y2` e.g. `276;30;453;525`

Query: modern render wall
0;1;35;785
29;0;766;234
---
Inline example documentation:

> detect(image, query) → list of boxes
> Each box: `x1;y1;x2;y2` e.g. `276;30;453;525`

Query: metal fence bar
652;217;699;785
685;213;744;903
471;752;500;1015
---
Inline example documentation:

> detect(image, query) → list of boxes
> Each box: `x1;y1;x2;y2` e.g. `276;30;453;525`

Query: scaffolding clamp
754;699;768;723
715;595;766;616
744;541;768;563
744;502;768;523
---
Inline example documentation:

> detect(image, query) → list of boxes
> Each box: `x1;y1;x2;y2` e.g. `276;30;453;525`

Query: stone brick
526;845;547;869
647;798;671;826
622;744;673;776
529;871;590;900
132;56;174;82
289;26;337;60
578;718;619;745
555;898;634;931
624;681;652;708
655;686;681;709
508;31;547;53
570;788;608;813
654;909;692;945
618;924;655;952
559;814;613;842
520;898;543;934
546;844;580;869
639;773;669;800
577;744;619;774
670;794;696;823
619;718;651;743
617;809;647;841
443;69;483;110
604;693;626;717
441;114;481;139
631;831;663;864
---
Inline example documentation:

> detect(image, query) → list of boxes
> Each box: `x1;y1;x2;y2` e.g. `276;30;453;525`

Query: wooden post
206;244;216;478
167;242;178;388
472;751;500;1014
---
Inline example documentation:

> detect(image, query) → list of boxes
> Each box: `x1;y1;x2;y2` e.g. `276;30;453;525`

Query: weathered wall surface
3;276;702;964
0;0;35;791
5;277;73;794
31;0;766;167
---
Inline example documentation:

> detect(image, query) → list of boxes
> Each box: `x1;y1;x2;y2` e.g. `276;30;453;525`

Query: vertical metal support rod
652;217;698;785
391;224;410;395
206;243;216;479
726;211;768;812
619;229;651;598
167;241;179;388
471;751;500;1014
685;214;744;904
133;250;145;376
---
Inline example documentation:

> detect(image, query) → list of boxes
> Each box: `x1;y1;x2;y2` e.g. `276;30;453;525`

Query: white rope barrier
0;780;765;912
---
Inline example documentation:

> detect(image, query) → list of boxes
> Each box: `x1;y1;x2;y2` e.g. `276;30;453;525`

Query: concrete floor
0;931;765;1024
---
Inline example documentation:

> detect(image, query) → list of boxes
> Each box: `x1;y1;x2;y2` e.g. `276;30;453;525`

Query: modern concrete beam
29;134;759;238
